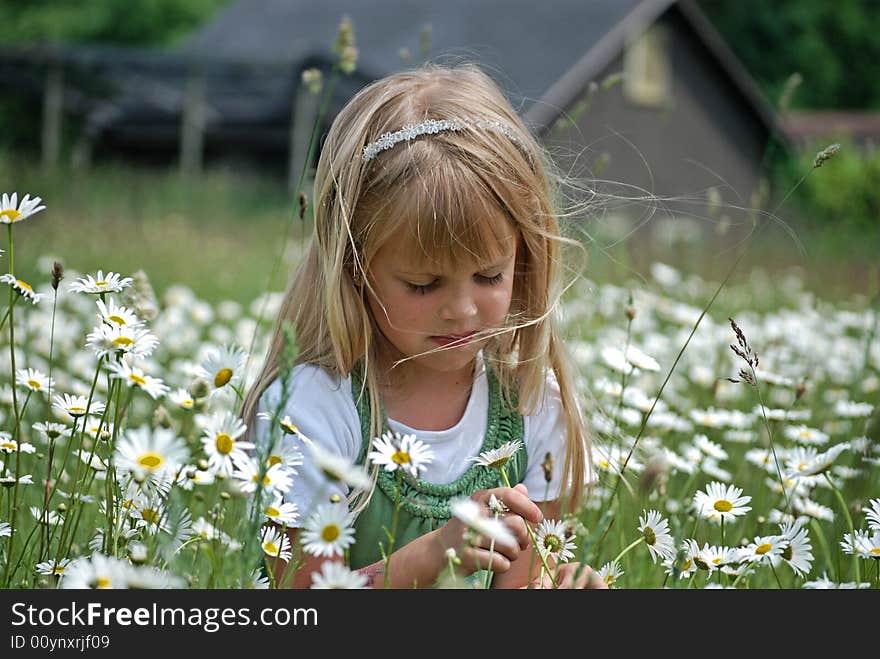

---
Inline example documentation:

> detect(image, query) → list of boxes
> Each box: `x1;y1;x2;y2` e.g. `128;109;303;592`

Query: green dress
347;364;528;572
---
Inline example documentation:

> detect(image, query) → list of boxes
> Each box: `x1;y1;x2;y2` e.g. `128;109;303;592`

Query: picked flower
534;519;577;563
0;192;45;224
450;498;516;547
307;441;371;490
470;440;523;469
368;430;434;478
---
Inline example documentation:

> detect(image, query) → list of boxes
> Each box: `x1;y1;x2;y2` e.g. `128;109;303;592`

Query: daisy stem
499;467;558;588
611;537;643;566
0;304;11;332
383;470;403;589
751;372;791;514
730;560;755;588
769;560;784;589
3;223;24;588
484;514;498;589
825;472;860;585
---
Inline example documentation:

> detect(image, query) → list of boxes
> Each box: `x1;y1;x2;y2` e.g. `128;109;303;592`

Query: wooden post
180;67;206;177
41;59;63;173
288;76;321;196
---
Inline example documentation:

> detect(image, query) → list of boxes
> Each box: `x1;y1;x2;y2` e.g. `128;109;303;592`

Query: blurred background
1;0;877;307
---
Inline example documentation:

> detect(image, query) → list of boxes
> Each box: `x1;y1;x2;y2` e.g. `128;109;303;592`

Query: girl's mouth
431;331;477;346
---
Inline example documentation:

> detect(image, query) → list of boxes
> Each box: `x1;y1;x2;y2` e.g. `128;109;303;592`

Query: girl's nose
439;287;478;321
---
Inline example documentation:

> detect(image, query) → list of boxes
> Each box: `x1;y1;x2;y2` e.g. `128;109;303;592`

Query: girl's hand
528;562;608;589
436;484;542;574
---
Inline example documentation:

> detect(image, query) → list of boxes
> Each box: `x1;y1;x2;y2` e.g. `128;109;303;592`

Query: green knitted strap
352;363;527;521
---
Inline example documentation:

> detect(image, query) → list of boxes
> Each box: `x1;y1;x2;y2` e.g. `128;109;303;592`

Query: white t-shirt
254;358;568;518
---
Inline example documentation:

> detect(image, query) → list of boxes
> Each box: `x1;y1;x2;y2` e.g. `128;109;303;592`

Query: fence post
180;66;206;177
288;75;320;196
41;58;63;173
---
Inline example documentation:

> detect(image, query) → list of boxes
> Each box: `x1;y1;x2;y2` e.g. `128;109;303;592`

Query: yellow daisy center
68;407;86;415
51;566;65;575
264;542;279;555
1;442;16;450
542;534;562;553
266;506;280;517
267;455;282;467
137;452;163;470
1;209;21;222
321;524;340;542
129;374;147;386
281;422;298;434
756;543;772;555
16;279;32;292
714;500;733;513
112;336;134;347
869;547;880;556
108;315;127;325
95;576;111;588
391;450;411;465
27;379;42;388
214;368;233;388
96;281;108;286
141;508;160;523
782;545;793;561
215;433;234;455
643;527;657;545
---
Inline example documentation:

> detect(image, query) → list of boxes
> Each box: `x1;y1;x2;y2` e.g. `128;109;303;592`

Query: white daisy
95;298;142;329
638;509;676;563
310;561;369;589
307;441;371;490
197;344;247;390
691;542;738;575
0;274;43;304
233;458;293;497
784;424;829;446
785;442;850;479
739;534;786;563
33;421;71;443
534;519;577;563
774;516;814;577
262;495;299;526
693;434;728;460
624;345;661;371
0;437;36;454
30;506;64;526
300;502;357;558
69;270;133;295
864;498;880;532
52;393;106;419
0;522;11;537
840;529;880;559
469;440;523;469
107;361;169;399
597;559;625;587
114;425;189;484
168;387;195;410
802;571;871;589
201;411;253;476
60;553;133;589
35;558;70;576
15;368;54;395
693;481;752;523
260;435;304;473
85;323;159;359
368;430;434;478
0;192;45;224
260;525;293;562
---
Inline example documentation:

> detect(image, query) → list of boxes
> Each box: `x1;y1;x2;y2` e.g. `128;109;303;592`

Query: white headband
361;117;526;161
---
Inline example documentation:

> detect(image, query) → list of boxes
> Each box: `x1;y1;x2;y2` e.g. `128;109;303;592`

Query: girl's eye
405;280;438;295
477;272;504;285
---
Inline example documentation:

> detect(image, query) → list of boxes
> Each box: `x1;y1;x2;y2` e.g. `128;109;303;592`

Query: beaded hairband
361;117;526;161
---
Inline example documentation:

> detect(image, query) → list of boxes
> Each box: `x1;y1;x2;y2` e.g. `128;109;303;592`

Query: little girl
242;63;602;589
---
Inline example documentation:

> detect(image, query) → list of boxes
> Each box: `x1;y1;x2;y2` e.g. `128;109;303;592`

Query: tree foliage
699;0;880;110
0;0;230;47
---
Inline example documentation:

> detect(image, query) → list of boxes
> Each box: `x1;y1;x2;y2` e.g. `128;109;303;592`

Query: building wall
543;8;770;234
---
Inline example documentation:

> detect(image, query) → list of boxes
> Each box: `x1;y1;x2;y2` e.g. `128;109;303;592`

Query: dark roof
181;0;645;113
782;110;880;146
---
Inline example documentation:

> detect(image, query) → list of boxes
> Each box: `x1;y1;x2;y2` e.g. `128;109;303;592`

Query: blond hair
242;63;591;513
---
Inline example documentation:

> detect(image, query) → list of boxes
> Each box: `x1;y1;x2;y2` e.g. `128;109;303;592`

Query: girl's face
365;219;519;377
